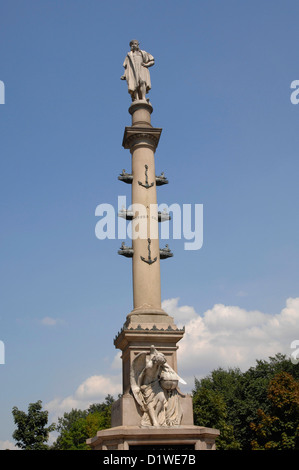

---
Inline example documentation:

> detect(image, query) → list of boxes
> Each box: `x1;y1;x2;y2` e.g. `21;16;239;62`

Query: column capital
122;126;162;151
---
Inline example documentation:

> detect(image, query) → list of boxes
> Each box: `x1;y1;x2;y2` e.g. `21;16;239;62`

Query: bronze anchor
138;164;154;189
140;238;157;265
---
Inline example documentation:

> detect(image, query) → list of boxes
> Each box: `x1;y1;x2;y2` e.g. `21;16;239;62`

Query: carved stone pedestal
87;425;219;450
87;322;220;451
114;322;185;396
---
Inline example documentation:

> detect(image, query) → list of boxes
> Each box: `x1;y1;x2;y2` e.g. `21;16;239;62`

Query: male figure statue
121;40;154;102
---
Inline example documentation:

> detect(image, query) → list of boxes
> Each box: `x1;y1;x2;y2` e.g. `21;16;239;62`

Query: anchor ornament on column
138;164;154;189
140;238;157;265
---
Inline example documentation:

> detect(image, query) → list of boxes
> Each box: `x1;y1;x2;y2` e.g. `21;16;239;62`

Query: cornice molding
122;126;162;150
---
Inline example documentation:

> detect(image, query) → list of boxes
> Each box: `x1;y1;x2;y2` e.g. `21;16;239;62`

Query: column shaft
131;141;161;311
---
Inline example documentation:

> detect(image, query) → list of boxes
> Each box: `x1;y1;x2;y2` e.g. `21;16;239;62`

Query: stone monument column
116;40;185;408
122;101;170;328
117;100;184;398
87;40;220;450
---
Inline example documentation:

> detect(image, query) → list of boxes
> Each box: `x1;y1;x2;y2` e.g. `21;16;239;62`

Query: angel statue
130;345;186;427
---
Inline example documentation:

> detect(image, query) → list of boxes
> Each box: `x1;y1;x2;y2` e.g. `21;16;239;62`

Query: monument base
86;425;220;451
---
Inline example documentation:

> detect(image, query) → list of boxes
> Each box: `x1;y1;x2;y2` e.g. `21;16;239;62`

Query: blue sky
1;0;299;448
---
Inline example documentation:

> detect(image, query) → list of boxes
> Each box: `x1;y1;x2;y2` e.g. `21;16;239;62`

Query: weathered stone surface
87;44;220;449
111;393;194;428
121;40;154;102
87;425;220;450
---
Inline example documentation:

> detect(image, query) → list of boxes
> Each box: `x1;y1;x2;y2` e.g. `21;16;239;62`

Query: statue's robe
122;50;154;97
140;379;166;427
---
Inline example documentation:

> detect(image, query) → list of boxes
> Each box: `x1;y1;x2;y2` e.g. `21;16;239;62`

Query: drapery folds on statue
130;346;186;427
121;39;154;101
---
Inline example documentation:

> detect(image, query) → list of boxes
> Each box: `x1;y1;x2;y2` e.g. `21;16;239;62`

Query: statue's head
130;39;139;51
153;354;166;366
150;346;166;366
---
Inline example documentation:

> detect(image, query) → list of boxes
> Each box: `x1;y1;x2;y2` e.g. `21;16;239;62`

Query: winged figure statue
130;346;186;427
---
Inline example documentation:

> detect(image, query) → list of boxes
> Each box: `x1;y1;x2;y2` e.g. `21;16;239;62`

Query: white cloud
40;317;64;326
45;297;299;423
111;351;122;370
164;297;299;389
45;373;121;424
162;297;198;325
236;290;248;297
0;440;18;450
75;375;121;400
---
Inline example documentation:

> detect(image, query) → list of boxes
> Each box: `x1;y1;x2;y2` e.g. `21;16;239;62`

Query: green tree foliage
250;372;299;450
12;400;55;450
193;369;242;450
52;395;114;450
193;354;299;450
52;409;88;450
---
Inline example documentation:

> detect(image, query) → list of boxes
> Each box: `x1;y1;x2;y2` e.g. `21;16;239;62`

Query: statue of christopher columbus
121;39;155;102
